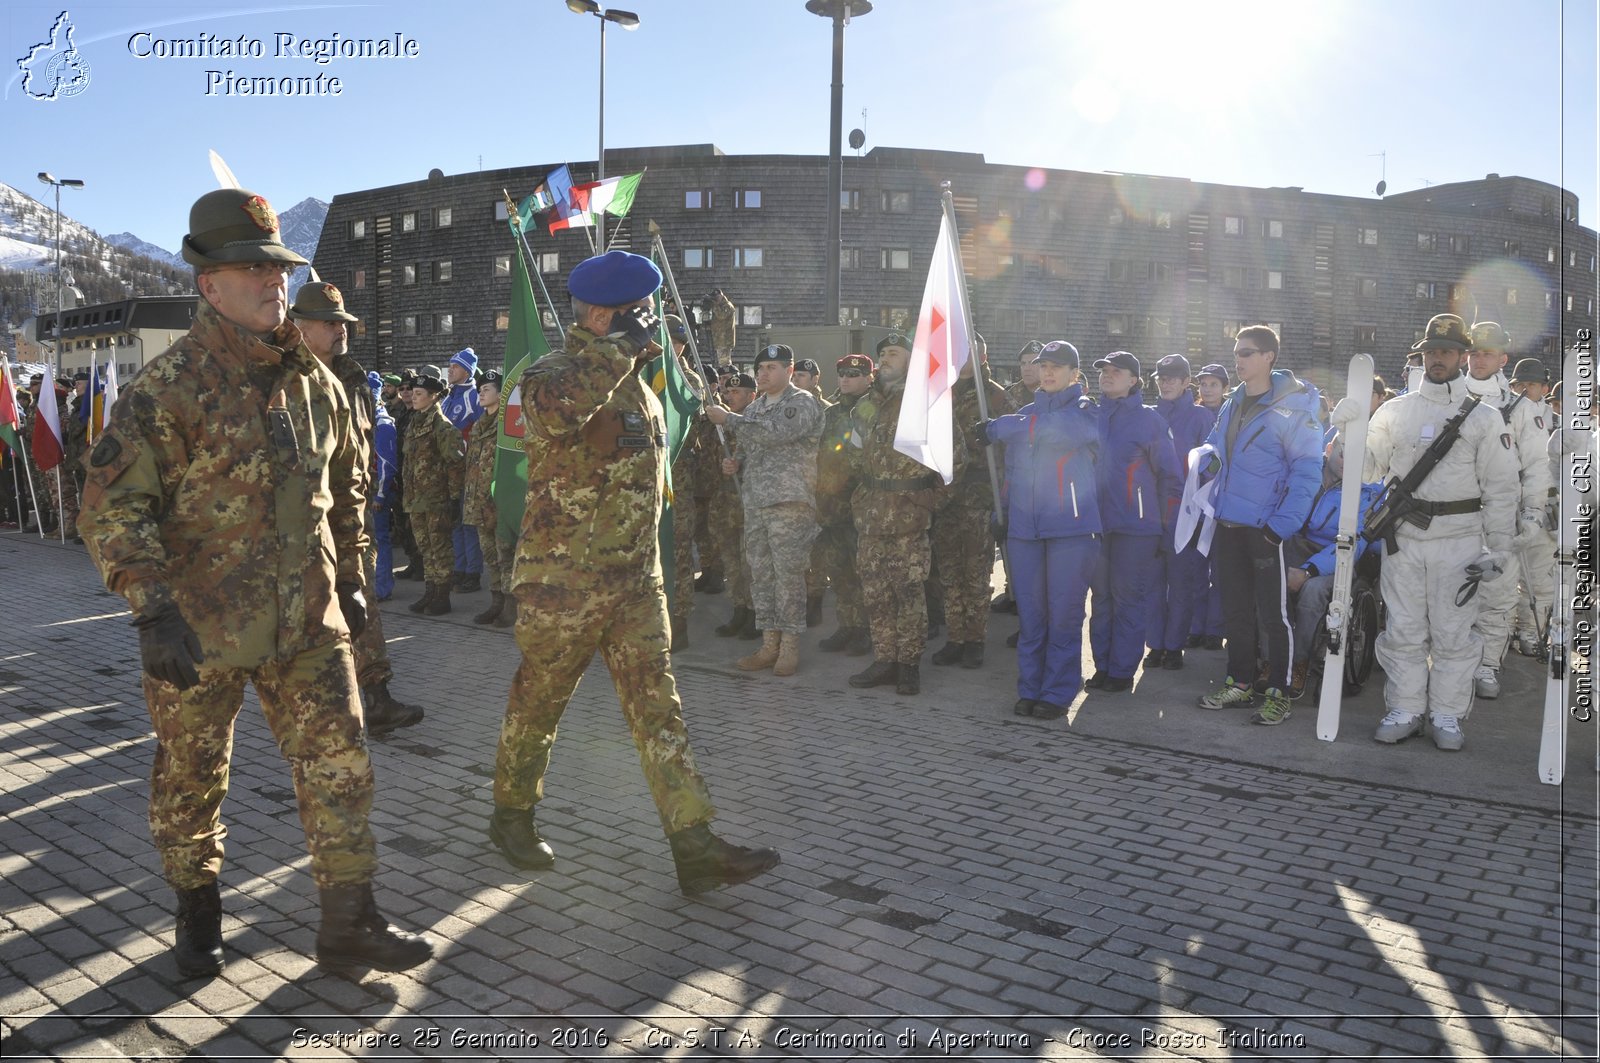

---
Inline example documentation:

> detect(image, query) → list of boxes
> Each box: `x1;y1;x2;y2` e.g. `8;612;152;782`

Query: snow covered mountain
104;232;184;268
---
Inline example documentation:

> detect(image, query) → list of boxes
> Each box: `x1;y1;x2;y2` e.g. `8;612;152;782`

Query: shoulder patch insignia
1501;433;1512;450
90;434;122;467
1273;407;1292;418
785;406;796;419
1535;415;1545;430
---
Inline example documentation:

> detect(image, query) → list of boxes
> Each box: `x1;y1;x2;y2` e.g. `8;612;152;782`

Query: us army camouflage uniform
852;379;940;666
814;390;868;629
494;324;717;833
932;373;1012;643
77;301;376;891
726;382;822;635
464;409;510;594
401;402;465;586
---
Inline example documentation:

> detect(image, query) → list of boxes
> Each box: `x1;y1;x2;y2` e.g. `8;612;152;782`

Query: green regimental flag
492;232;551;554
642;291;703;617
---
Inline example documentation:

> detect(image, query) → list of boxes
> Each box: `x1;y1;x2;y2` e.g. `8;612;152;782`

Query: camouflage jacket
691;417;728;499
945;374;1013;511
401;403;465;513
78;301;367;669
816;389;865;525
725;382;822;510
462;408;500;524
1004;381;1034;411
512;324;668;587
328;351;375;495
709;297;737;349
850;379;942;537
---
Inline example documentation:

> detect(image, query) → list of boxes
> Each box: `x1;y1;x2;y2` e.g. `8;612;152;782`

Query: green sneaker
1252;687;1292;726
1197;676;1258;710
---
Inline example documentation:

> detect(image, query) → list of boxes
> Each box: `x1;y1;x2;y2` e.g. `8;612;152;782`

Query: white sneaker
1373;709;1424;744
1430;714;1465;751
1474;665;1501;699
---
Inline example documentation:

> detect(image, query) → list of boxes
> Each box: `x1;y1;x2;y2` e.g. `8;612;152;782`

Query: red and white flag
30;365;64;472
893;210;972;484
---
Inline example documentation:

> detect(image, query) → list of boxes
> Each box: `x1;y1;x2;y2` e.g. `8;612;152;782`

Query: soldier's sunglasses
838;369;868;378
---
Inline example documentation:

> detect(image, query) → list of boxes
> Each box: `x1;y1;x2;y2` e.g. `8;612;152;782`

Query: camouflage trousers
670;488;697;620
692;494;722;579
494;578;717;835
35;464;78;536
407;508;454;584
709;493;750;609
745;500;818;635
467;502;512;595
142;638;376;890
858;530;931;664
932;505;996;643
814;518;866;630
351;538;394;689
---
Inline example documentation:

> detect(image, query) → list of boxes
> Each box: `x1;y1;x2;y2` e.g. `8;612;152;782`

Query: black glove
607;305;661;353
970;420;993;448
336;582;368;638
132;604;204;691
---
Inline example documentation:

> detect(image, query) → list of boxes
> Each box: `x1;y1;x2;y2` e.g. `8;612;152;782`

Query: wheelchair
1308;551;1384;696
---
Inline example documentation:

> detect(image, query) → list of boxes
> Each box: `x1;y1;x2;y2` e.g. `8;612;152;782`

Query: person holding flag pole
0;358;42;535
26;365;69;542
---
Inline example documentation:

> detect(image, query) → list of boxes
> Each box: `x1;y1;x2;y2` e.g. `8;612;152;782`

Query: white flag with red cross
893;210;972;484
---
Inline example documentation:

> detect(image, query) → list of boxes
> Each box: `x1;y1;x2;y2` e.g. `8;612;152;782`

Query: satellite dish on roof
848;128;865;151
1375;179;1387;197
428;168;444;182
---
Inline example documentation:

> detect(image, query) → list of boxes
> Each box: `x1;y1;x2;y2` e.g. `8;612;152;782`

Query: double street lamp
565;0;640;250
37;172;85;377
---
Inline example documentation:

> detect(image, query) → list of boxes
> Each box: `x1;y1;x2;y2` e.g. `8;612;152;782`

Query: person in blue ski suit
1143;354;1217;671
369;372;400;601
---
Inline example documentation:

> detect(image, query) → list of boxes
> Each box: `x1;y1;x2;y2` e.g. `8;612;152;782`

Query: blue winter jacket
1153;391;1217;474
1203;369;1325;539
442;381;484;432
1095;393;1182;537
1297;479;1383;576
987;383;1101;540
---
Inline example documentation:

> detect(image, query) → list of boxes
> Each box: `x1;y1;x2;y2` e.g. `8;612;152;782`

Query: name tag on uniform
1420;423;1436;444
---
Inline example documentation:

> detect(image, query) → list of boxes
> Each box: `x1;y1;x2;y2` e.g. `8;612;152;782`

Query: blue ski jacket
1152;391;1217;473
987;383;1101;540
1296;479;1383;576
1095;393;1182;538
442;381;484;432
1203;370;1325;540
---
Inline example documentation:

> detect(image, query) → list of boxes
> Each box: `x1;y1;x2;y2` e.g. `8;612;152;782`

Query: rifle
1362;394;1482;555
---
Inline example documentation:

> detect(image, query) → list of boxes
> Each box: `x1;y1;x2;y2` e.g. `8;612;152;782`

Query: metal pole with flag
491;207;555;556
99;358;119;436
504;189;566;339
31;364;67;542
0;358;41;536
647;220;732;460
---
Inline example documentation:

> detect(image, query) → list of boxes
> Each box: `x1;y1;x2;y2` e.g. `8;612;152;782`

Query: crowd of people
9;181;1591;984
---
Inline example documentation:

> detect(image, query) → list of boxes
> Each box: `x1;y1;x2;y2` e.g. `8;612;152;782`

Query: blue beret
568;250;661;307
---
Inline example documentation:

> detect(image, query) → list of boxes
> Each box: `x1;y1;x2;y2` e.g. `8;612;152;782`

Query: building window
997;252;1015;268
436;260;453;283
541;310;559;331
1264;219;1284;239
1043;309;1067;333
1358;277;1378;299
685;189;712;210
880;307;911;330
1107;313;1129;336
436;312;453;334
733;247;763;269
1547;291;1556;309
1108;260;1133;282
881;190;912;213
839;306;864;326
683;248;712;269
436;207;453;228
733;189;762;209
402;264;417;285
1570;250;1579;267
741;305;763;326
1357;227;1379;246
350;219;367;239
995;200;1020;220
1148;316;1172;338
493;200;509;222
1415;282;1436;300
1223;215;1243;236
1567;295;1575;312
1108;207;1125;226
494;254;511;278
495;309;510;332
881;249;911;270
1047;203;1067;224
1450;234;1470;253
1153;210;1173;230
1223;266;1245;289
1548;247;1557;263
1266;270;1284;290
1506;288;1518;305
539;252;559;274
841;189;860;211
840;248;861;269
1152;263;1171;283
353;269;366;289
401;212;416;233
400;314;417;336
1223;321;1243;339
1417;232;1437;252
1041;254;1066;277
1354;325;1378;346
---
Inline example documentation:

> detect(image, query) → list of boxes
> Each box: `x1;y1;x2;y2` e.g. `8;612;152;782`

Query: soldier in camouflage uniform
706;344;822;676
77;187;431;980
1005;341;1043;410
488;251;779;895
709;373;757;639
463;369;516;627
402;365;466;615
847;334;943;696
690;388;729;594
815;354;874;655
931;335;1012;670
289;281;426;736
709;288;737;361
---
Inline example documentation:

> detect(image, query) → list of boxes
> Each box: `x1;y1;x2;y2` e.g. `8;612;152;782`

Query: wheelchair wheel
1343;581;1380;694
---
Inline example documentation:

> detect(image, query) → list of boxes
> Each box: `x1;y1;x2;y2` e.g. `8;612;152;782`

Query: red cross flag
893;209;972;484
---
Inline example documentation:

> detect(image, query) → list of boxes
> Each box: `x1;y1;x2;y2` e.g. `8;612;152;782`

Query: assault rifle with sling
1362;395;1482;555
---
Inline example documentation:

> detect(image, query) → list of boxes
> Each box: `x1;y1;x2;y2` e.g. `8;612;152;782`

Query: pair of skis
1316;355;1373;742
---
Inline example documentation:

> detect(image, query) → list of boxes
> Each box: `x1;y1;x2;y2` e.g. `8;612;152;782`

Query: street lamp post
805;1;871;327
565;0;640;251
37;172;85;378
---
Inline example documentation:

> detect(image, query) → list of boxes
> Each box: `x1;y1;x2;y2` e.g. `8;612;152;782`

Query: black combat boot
314;882;433;973
487;806;555;869
668;823;780;895
423;583;452;616
843;628;873;657
362;682;424;735
457;572;482;593
714;606;748;638
736;609;760;640
495;593;518;628
396;557;424;581
695;570;725;594
670;615;689;651
961;641;985;669
474;591;505;625
407;583;436;614
818;626;853;652
805;594;824;628
173;882;225;978
931;641;964;666
896;663;921;695
848;660;898;688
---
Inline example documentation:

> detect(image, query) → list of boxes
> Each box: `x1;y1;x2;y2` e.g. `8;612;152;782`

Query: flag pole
19;434;44;538
648;220;731;460
53;466;65;542
939;184;1011;592
502;190;566;340
7;451;22;533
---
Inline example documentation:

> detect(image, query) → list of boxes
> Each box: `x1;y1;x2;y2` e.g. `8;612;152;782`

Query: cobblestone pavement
2;532;1596;1061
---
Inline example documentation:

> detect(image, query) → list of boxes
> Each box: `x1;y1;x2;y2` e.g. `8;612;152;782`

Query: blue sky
1;0;1595;251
